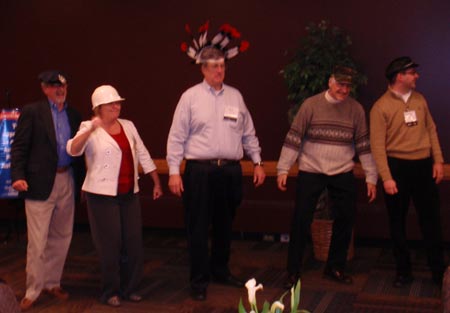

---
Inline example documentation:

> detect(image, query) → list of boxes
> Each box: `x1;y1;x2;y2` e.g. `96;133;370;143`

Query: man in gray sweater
277;66;378;288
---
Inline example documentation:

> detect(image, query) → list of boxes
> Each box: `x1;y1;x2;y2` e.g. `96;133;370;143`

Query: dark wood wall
1;0;450;239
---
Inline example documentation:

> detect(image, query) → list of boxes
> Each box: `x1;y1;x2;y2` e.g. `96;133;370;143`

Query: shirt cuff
169;166;180;176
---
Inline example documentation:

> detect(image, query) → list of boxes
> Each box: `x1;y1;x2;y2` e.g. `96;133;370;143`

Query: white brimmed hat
91;85;125;110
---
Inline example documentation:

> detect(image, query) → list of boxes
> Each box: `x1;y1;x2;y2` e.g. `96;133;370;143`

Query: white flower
245;278;263;306
291;286;295;311
270;300;285;312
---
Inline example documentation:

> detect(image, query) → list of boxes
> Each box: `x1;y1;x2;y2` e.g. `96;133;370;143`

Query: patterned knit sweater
277;91;378;184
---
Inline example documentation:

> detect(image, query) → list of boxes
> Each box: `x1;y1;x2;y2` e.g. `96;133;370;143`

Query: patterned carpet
0;226;444;312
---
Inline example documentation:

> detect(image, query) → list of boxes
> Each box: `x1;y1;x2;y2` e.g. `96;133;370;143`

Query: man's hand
366;183;377;202
383;179;398;195
433;162;444;184
12;179;28;192
253;166;266;187
168;174;184;197
277;174;288;191
153;185;163;200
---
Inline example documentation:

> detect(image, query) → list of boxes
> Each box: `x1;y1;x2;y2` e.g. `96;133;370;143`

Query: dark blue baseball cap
38;70;68;85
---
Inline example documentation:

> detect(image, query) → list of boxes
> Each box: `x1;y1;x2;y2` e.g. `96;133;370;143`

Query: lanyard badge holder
404;109;418;127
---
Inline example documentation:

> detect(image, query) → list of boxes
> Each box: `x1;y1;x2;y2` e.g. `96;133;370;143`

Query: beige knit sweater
370;89;443;181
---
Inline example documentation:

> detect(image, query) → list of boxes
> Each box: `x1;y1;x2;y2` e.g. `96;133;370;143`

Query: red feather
219;24;232;33
239;40;250;52
198;20;210;33
230;28;241;38
185;24;191;35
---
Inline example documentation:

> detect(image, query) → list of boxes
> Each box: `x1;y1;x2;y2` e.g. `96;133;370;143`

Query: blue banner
0;108;20;198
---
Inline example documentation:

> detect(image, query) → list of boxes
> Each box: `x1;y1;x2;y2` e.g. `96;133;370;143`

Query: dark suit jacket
11;99;84;200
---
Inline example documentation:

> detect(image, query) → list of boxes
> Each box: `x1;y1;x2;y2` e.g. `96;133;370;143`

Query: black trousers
287;171;356;274
384;157;445;277
182;161;242;291
86;192;144;302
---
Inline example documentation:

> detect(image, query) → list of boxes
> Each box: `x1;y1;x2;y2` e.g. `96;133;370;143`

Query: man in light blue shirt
167;47;265;301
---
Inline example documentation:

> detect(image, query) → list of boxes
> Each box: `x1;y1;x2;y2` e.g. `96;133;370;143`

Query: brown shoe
20;297;35;311
127;293;142;302
323;267;353;285
44;287;69;300
106;295;121;307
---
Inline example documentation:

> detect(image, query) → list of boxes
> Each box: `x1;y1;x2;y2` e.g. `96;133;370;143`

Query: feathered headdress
180;21;250;64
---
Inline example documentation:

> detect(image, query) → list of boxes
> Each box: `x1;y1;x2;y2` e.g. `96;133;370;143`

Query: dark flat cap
38;70;68;85
385;56;418;80
332;65;356;84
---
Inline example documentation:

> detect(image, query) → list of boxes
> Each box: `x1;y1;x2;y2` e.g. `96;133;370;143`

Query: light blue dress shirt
167;80;262;175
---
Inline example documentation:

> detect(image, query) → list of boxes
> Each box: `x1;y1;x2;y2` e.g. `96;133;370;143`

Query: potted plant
281;20;366;261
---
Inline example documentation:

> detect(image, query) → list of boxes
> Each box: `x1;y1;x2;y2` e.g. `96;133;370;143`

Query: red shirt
110;126;134;194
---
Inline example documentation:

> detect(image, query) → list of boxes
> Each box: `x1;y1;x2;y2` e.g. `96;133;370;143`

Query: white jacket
67;118;156;196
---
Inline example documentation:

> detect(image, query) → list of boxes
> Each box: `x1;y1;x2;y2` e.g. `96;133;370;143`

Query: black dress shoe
212;274;244;288
283;273;301;289
190;288;206;301
393;274;413;288
323;268;353;285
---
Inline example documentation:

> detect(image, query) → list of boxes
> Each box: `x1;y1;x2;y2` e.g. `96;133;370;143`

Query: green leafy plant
238;278;310;313
282;20;367;123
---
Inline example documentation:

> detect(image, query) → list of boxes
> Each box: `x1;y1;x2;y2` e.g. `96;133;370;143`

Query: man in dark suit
11;70;83;311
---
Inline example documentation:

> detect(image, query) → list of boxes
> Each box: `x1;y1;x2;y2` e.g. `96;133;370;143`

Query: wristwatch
254;161;264;167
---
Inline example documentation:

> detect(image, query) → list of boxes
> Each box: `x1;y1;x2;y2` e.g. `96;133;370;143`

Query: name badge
404;110;418;127
224;105;239;121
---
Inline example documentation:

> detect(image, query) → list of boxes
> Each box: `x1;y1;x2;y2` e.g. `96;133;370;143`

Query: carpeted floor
0;226;444;312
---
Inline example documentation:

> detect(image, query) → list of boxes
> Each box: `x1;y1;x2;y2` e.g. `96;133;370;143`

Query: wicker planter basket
311;219;354;262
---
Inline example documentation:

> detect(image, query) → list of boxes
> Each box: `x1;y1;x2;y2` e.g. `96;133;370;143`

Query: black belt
187;159;240;167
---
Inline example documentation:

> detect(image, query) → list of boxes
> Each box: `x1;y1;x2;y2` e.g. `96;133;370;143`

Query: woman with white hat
67;85;162;307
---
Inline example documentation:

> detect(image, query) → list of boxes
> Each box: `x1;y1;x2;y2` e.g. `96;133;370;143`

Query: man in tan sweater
370;56;445;288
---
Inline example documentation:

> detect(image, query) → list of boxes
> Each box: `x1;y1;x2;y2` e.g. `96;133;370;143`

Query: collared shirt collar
389;87;412;103
325;90;341;104
202;80;225;96
48;99;68;111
